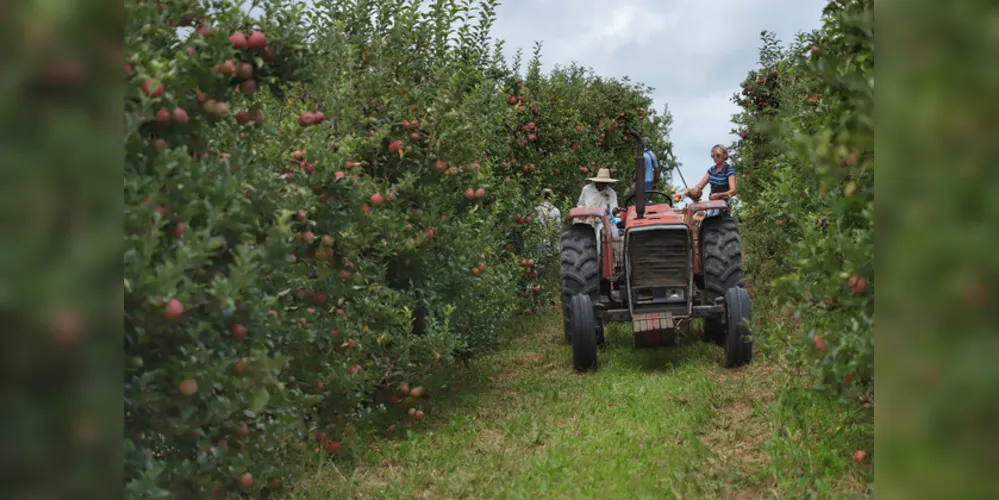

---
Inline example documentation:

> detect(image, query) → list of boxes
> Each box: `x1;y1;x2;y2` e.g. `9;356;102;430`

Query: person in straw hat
575;167;624;243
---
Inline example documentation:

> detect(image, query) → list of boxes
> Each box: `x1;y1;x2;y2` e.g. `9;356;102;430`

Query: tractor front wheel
560;223;600;344
570;294;599;372
723;287;753;368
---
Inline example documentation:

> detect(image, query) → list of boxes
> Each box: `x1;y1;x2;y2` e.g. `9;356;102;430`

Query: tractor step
632;312;677;347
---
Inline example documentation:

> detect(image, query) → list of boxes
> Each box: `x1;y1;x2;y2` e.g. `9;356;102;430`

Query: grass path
292;310;872;499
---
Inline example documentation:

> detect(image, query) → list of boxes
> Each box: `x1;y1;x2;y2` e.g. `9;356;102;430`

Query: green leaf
250;387;271;412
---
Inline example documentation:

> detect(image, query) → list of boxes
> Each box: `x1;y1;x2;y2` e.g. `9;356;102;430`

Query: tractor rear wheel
701;215;745;345
560;223;600;344
569;294;599;372
723;287;753;367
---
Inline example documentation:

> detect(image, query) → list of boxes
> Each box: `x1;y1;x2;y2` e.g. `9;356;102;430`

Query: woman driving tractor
685;144;737;203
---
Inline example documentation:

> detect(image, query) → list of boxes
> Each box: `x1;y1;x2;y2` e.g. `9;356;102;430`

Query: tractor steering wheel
623;190;674;209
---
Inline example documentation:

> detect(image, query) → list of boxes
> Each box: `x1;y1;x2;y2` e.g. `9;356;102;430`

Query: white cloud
493;0;828;188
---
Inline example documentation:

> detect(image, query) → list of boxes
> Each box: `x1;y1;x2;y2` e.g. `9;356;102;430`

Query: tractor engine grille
627;227;691;314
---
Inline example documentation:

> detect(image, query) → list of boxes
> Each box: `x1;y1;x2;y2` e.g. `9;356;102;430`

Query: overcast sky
489;0;827;189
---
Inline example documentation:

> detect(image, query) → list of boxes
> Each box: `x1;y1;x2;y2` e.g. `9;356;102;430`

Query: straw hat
587;168;618;183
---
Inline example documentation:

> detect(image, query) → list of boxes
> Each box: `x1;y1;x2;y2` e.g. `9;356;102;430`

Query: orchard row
124;0;675;496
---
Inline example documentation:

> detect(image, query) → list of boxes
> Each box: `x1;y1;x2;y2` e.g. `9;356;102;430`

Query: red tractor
560;131;752;371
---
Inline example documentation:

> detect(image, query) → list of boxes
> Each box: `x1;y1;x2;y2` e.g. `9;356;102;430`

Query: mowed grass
290;311;873;499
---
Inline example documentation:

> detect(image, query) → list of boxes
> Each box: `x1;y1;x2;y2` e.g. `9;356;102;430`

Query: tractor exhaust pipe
628;129;646;219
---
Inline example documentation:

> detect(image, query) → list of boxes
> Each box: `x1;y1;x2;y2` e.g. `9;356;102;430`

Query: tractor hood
625;204;684;227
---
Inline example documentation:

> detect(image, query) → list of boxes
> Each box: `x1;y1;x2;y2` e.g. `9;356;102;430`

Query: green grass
290;311;872;499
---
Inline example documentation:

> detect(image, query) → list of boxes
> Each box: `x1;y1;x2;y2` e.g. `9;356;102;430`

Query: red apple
326;441;340;455
464;188;475;200
235;110;250;125
848;275;867;294
179;378;197;395
371;192;385;205
155;108;171;126
142;79;164;98
238;472;254;488
230;323;246;340
229;32;248;50
248;31;267;50
414;410;424;421
852;450;867;463
172;108;189;125
813;335;826;351
302;231;315;244
298;111;315;127
314;112;325;124
326;440;341;454
164;298;184;321
475;187;486;198
234;62;253;81
388;140;403;154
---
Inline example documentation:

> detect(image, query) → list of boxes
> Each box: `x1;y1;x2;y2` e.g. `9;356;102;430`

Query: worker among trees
535;188;561;226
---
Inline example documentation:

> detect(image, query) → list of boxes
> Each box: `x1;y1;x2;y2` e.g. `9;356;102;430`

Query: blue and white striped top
707;162;735;191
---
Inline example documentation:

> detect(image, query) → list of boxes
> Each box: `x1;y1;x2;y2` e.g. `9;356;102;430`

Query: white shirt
535;201;561;225
576;184;621;239
576;183;619;213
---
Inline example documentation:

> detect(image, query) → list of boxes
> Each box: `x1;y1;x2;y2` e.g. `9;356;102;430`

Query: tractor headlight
667;288;685;300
